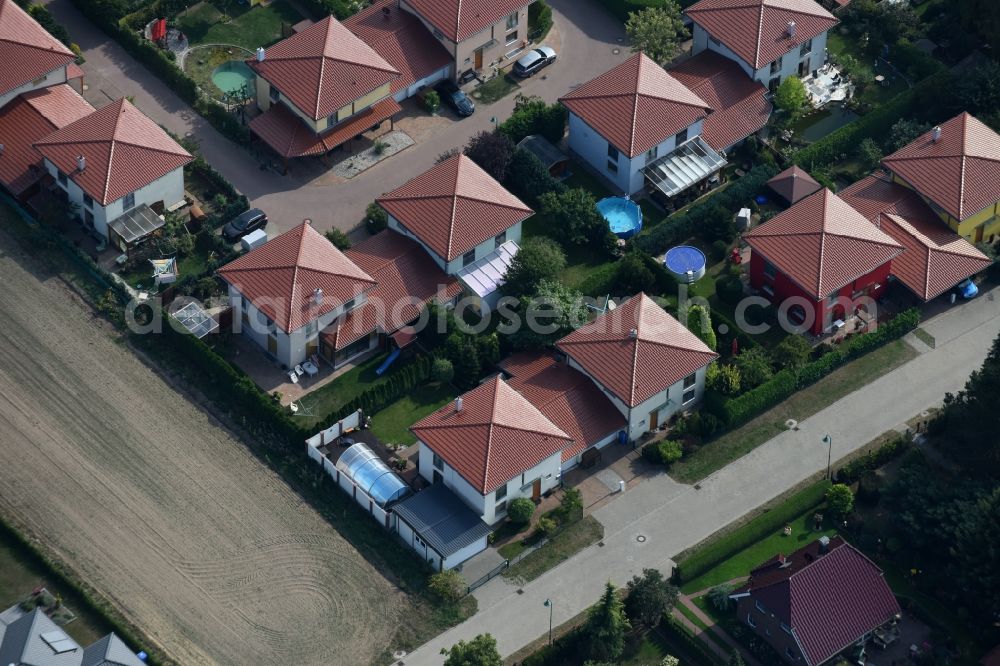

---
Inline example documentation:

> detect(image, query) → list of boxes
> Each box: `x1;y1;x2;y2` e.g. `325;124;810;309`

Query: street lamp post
822;435;832;480
543;598;553;645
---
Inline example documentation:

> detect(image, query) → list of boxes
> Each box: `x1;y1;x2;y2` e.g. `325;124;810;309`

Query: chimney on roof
76;155;86;172
818;535;830;554
313;287;323;306
932;126;942;142
787;21;796;37
778;554;792;568
454;396;463;412
256;46;265;62
629;328;638;340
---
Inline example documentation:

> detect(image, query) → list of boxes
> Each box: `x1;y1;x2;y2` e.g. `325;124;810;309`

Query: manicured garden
175;0;304;50
368;383;456;447
471;75;520;104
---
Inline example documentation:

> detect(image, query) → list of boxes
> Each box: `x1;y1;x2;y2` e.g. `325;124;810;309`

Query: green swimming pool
211;60;255;97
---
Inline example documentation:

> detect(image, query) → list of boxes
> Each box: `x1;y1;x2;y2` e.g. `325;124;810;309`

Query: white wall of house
418;440;562;525
43;160;184;241
566;357;710;440
443;536;489;570
227;285;368;368
0;64;68;110
394;65;452;102
561;429;621;472
395;517;444;570
692;24;829;88
387;215;523;275
567;112;705;196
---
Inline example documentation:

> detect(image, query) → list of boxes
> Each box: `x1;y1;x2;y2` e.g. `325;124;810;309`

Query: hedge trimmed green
674;481;831;584
837;435;911;484
635;164;779;256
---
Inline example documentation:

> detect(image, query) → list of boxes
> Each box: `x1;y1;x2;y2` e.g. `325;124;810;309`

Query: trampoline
597;196;643;239
665;245;707;284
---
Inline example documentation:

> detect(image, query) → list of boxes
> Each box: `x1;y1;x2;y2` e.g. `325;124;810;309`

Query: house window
770;56;782;75
755;599;766;613
709;35;722;47
122;191;135;211
506;30;519;45
495;484;507;501
675;127;688;145
494;231;506;248
57;170;67;187
683;373;697;390
761;283;775;298
506;11;519;30
769;77;781;92
269;86;280;103
607;143;619;174
462;248;476;267
800;39;813;57
763;260;776;280
495;500;507;514
433;453;443;470
83;193;93;209
646;145;658;164
747;613;756;628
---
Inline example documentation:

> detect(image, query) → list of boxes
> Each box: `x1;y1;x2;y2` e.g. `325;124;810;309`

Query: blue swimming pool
597;196;643;239
665;245;707;283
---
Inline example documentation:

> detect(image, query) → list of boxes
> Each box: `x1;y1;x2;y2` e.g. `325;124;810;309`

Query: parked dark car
435;79;475;117
513;46;557;78
222;208;267;242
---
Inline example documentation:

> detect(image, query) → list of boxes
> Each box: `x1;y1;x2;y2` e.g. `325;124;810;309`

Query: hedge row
634;164;779;256
792;70;952;169
656;616;721;666
321;356;432;430
674;481;831;584
714;308;921;427
837;434;911;484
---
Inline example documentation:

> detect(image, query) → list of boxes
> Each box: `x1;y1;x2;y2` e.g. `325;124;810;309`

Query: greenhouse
335;443;409;508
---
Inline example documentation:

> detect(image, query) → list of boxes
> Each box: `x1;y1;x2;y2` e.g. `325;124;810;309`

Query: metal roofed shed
170;301;219;339
109;204;164;249
393;483;492;571
457;240;519;312
517;134;570;178
336;443;409;507
643;136;727;198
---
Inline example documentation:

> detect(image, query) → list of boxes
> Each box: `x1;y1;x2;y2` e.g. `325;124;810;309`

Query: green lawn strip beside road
503;516;603;583
368;383;456;446
471;75;520;104
671;339;918;483
176;0;304;50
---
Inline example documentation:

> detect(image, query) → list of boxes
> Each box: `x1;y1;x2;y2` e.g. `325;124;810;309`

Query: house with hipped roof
686;0;838;91
0;604;145;666
0;0;82;109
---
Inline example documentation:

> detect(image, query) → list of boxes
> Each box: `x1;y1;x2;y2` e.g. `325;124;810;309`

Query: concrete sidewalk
400;291;1000;665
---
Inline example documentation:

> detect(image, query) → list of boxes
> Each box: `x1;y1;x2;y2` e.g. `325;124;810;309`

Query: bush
659;440;683;466
508;497;536;524
536;516;557;536
423;89;441;114
642;442;663;464
432;357;455;384
498;94;568;144
714;368;796;427
365;202;388;234
707;362;741;396
505;147;565;206
825;484;854;518
529;0;554;39
428;569;465;603
838;435;911;483
685;304;716;350
324;228;351;250
706;583;735;611
502;236;566;298
733;347;773;389
538;187;606;247
772;335;811;370
716;274;744;304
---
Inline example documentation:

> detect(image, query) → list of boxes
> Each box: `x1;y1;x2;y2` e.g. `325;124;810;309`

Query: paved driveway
43;0;628;234
399;290;1000;664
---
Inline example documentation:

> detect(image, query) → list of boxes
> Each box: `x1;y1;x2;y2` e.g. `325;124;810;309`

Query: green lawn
297;352;399;426
522;213;619;296
175;0;304;49
368;382;455;446
675;603;710;632
118;248;210;292
471;74;520;104
503;516;603;583
670;339;918;483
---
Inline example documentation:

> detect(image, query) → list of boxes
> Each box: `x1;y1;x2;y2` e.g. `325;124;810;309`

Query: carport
393;484;492;571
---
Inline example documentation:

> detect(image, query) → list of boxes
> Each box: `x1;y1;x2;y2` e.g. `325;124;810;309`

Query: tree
436;147;461;163
957;0;1000;53
685;304;717;350
559;486;583;523
444;333;482;389
510;280;589;350
716;274;744;304
826;483;855;518
499;94;568;144
501;236;566;298
324;228;351;250
886;118;930;152
950;488;1000;625
772;335;812;370
625;4;687;65
625;568;678;628
856;137;883;171
538;188;606;247
429;569;465;603
706;583;735;611
432;357;454;384
584;581;630;662
505;147;565;206
464;131;515;182
529;0;554;40
442;633;502;666
733;348;774;389
774;76;808;120
365;201;387;234
615;252;656;295
701;204;737;242
507;497;535;524
954;59;1000;120
728;649;746;666
707;362;741;396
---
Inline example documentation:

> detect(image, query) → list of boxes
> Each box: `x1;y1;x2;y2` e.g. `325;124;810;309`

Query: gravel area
332;131;415;179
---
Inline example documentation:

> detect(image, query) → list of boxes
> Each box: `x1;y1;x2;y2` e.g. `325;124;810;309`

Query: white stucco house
0;0;83;110
218;222;377;370
555;293;719;440
32;98;192;249
686;0;838;91
411;376;574;525
560;52;727;199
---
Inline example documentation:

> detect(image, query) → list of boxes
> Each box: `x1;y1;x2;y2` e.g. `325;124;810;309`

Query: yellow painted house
881;112;1000;244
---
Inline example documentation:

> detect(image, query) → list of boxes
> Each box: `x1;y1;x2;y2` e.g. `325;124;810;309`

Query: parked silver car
513;46;557;78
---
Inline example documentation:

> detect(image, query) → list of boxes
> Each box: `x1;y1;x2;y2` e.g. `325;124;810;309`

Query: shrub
423;89;441;114
714;368;797;426
431;357;455;384
685;304;716;350
428;569;465;602
505;147;565;206
826;484;854;518
464;131;516;182
558;487;583;523
536;516;557;536
615;252;656;295
498;94;567;144
716;274;744;304
772;335;812;370
706;583;735;611
733;347;773;389
838;435;911;483
658;440;683;466
707;362;742;396
507;497;536;524
324;228;351;250
642;442;663;464
502;236;566;298
365;202;387;234
538;187;606;247
529;0;554;39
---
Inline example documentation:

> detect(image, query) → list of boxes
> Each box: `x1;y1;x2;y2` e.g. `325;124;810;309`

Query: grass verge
368;382;456;446
912;327;936;348
471;74;520;104
503;516;603;583
670;339;918;483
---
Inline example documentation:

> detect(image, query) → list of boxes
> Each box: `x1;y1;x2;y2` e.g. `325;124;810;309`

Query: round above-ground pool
211;60;255;97
665;245;707;283
597;196;643;239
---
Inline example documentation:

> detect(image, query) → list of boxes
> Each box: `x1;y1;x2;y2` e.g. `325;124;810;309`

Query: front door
267;333;278;356
306;337;319;359
475;47;484;70
649;409;659;430
531;478;541;501
798;59;810;78
975;224;984;243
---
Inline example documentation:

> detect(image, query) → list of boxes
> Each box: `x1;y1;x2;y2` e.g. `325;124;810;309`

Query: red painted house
744;189;903;335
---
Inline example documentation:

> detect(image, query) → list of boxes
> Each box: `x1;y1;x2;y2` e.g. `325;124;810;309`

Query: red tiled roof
686;0;837;70
560;53;711;159
249;97;401;158
321;230;462;351
766;164;822;204
345;0;452;96
66;62;84;80
403;0;529;43
881;112;1000;221
411;376;573;494
0;0;76;98
377;154;533;261
217;222;376;334
501;352;626;462
744;188;903;299
740;537;901;666
556;293;718;408
247;16;399;121
0;84;94;194
669;50;771;152
840;175;990;301
33;98;192;206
